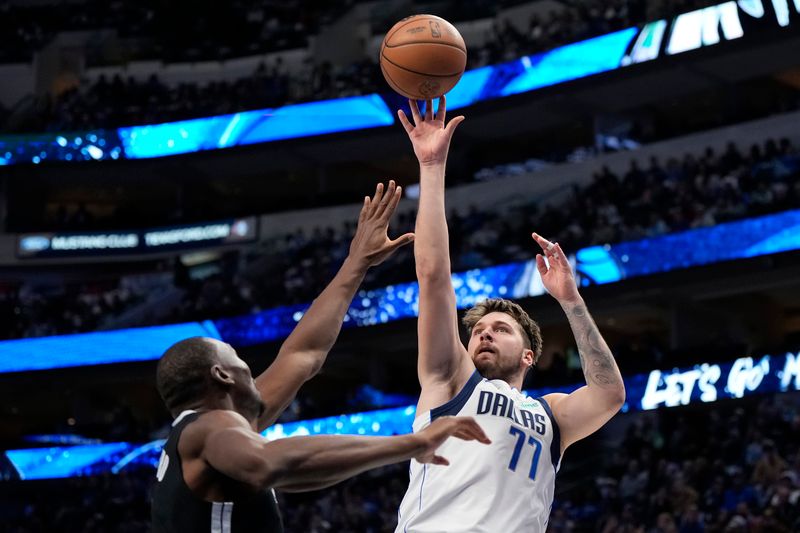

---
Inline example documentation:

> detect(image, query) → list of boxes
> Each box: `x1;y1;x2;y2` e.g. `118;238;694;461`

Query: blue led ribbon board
216;259;544;347
5;351;798;480
0;130;123;166
1;208;800;373
636;351;800;410
575;208;800;285
119;94;395;159
0;321;221;373
106;28;644;159
5;442;133;480
7;0;796;164
265;405;418;440
500;28;639;98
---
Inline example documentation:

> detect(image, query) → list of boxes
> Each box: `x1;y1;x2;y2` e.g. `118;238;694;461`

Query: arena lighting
4;352;798;480
1;1;797;165
638;352;800;409
4;442;132;480
117;94;396;159
0;321;222;373
0;208;799;373
23;434;103;445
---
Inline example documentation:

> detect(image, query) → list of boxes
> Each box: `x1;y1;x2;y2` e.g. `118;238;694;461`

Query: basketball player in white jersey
395;97;626;532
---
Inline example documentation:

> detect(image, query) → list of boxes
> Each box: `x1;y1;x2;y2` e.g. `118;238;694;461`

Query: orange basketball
379;15;467;100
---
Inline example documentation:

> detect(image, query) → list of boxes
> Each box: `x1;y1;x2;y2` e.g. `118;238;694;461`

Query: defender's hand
348;180;414;268
413;416;491;466
397;95;464;167
532;232;581;305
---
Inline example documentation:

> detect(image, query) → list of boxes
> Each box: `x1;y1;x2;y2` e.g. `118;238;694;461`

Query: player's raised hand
397;95;464;167
532;232;581;305
412;416;491;466
348;180;414;268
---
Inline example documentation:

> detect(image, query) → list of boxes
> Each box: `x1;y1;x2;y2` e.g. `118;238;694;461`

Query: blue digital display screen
5;442;133;480
0;131;124;166
634;352;800;410
119;95;396;159
114;30;645;161
0;321;221;373
0;208;799;373
575;209;800;286
110;30;644;160
501;28;640;97
216;259;544;347
2;1;797;165
17;217;258;259
5;351;798;480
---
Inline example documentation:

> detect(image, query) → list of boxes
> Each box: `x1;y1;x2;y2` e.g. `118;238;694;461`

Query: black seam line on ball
380;53;464;77
381;61;411;97
384;41;467;54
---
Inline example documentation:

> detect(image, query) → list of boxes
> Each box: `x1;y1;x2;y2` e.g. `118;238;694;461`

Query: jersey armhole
429;370;483;422
535;396;562;471
169;411;201;494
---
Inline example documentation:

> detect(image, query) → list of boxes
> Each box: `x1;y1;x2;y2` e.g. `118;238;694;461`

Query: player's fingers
531;231;548;250
552;243;569;268
435;94;446;122
370;182;385;215
424;99;433;121
397;109;414;133
410;100;422;123
432;455;450;466
374;180;396;219
387;232;415;252
453;428;485;442
379;183;403;222
531;232;555;254
536;254;548;277
445;115;464;138
358;196;370;224
456;418;491;443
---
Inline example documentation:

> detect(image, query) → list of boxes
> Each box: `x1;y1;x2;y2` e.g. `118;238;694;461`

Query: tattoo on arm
565;303;622;389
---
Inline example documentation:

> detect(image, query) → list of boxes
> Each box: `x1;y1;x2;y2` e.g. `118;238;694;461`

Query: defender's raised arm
254;181;414;430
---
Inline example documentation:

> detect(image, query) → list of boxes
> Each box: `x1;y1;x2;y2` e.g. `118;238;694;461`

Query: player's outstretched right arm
398;97;473;411
202;411;490;493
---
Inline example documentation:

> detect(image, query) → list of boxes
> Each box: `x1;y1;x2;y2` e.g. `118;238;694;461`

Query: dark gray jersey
151;410;283;533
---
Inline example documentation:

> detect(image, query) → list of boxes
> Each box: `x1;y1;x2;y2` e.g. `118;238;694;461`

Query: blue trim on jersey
401;463;427;532
430;370;483;421
536;396;561;469
419;464;426;511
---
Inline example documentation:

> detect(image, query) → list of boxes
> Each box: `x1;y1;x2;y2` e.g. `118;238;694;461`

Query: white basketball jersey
396;371;561;533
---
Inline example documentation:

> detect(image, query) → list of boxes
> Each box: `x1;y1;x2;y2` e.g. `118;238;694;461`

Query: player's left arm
532;233;625;451
254;181;414;431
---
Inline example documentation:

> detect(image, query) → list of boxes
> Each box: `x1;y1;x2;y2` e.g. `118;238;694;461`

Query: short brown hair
462;298;543;364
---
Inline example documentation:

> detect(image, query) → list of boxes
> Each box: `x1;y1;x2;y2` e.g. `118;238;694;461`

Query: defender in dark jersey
152;409;283;532
152;341;489;533
152;182;491;532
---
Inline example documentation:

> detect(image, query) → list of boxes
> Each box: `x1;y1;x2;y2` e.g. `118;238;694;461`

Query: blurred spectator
1;0;731;133
4;390;798;532
1;137;797;344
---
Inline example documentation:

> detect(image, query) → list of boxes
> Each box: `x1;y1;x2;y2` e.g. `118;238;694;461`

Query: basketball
379;14;467;100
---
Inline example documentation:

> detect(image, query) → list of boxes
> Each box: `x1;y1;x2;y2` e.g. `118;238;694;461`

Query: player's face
468;312;531;383
235;360;266;419
216;342;266;419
